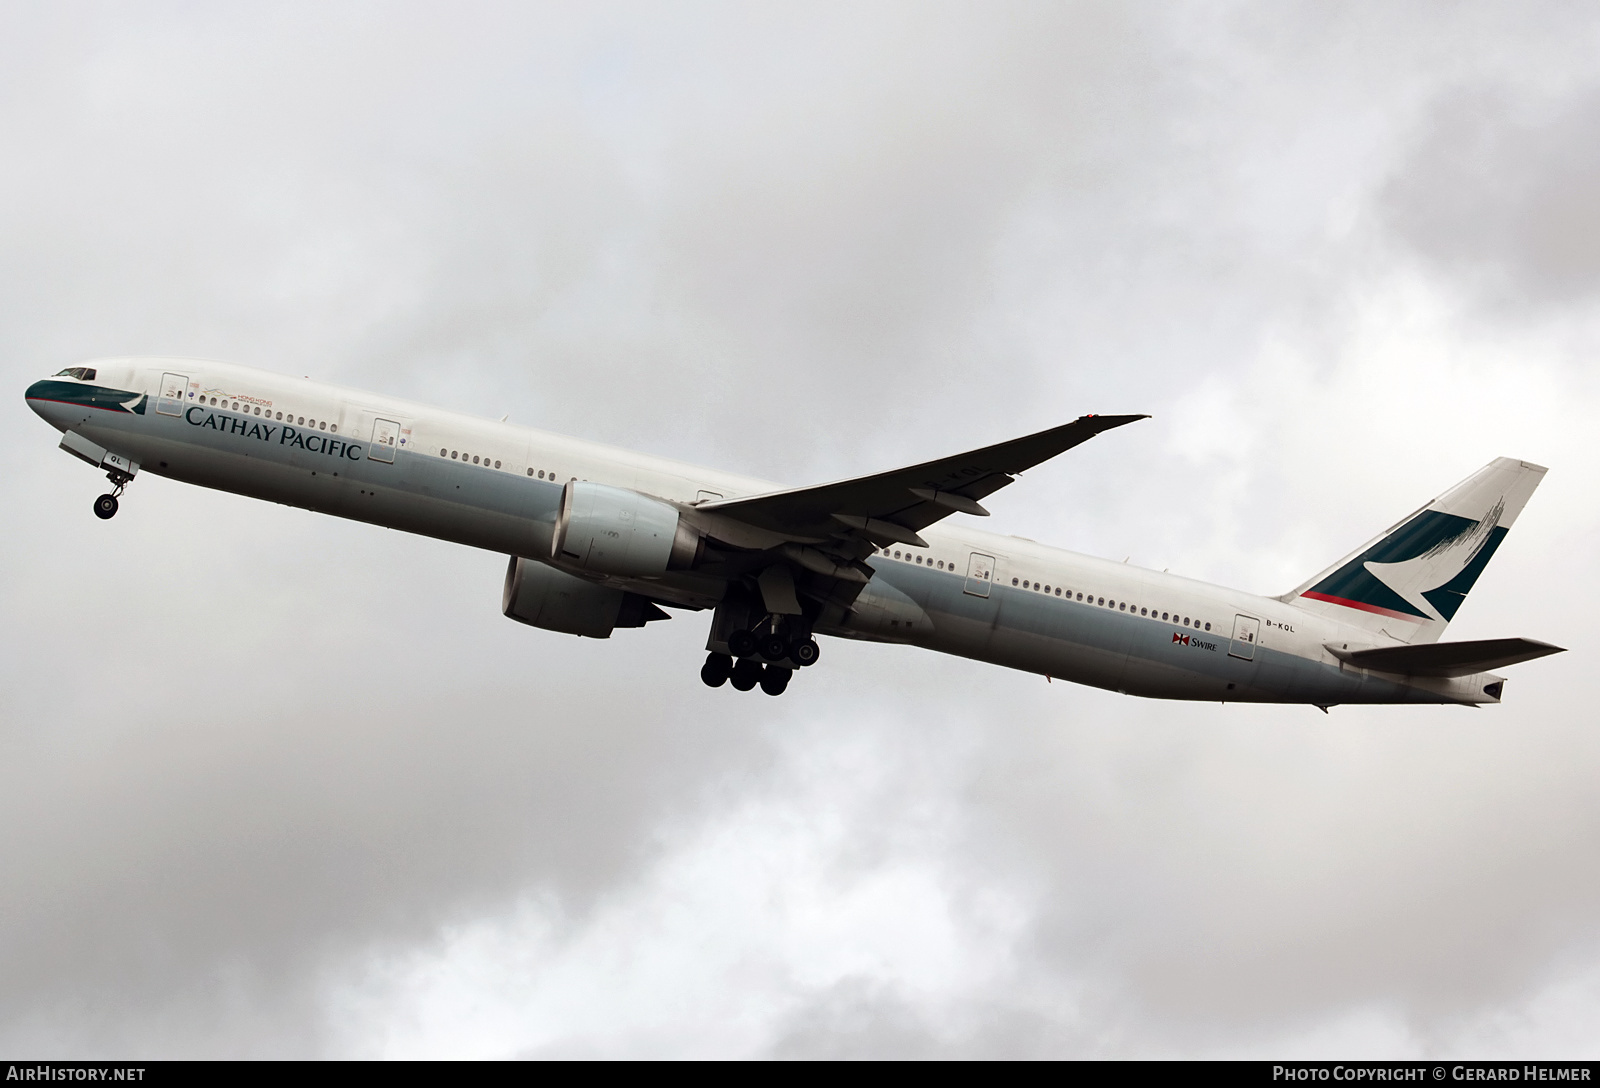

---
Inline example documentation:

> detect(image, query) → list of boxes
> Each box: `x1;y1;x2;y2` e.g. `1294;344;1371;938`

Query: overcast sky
2;0;1598;1058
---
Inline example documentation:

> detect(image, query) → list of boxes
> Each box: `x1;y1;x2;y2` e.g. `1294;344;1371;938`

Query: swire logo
1172;633;1190;645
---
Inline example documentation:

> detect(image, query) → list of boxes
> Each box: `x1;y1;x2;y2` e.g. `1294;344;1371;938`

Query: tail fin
1282;457;1546;644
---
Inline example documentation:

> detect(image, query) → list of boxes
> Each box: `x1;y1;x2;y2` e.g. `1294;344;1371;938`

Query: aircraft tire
728;630;757;659
701;652;732;688
759;666;791;696
758;633;788;662
93;494;118;520
729;659;762;692
791;639;821;667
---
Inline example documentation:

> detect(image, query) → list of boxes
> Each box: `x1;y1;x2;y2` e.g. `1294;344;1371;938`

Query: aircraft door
156;372;188;416
1229;614;1260;661
368;418;400;463
964;552;996;598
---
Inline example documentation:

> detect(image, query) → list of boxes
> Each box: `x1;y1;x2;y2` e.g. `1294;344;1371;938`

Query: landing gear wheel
729;659;762;692
93;494;119;520
791;639;821;667
758;633;788;662
759;666;792;696
728;630;757;659
700;652;732;688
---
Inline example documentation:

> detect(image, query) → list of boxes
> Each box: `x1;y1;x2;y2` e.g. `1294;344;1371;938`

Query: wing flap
1326;637;1564;677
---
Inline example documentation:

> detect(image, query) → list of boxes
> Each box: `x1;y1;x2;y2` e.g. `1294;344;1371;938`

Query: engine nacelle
502;556;668;638
551;481;702;575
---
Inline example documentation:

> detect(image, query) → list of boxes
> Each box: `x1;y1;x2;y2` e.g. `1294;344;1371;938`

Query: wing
695;413;1148;551
1326;637;1565;677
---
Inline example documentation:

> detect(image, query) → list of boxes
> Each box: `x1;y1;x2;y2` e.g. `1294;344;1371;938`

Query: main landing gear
93;469;134;520
701;622;821;697
700;651;798;696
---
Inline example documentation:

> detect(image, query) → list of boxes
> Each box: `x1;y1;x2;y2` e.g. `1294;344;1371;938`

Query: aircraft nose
25;379;67;425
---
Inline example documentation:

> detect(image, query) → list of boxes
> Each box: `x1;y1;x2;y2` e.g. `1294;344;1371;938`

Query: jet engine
502;556;668;638
550;481;702;575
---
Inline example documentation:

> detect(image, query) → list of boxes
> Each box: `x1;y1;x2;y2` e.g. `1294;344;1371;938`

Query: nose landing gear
93;469;134;520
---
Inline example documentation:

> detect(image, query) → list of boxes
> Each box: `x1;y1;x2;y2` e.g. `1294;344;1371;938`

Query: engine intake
551;481;702;575
502;556;668;638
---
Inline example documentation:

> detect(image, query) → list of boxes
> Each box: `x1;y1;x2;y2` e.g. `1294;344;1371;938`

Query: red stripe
1300;590;1426;622
25;396;133;413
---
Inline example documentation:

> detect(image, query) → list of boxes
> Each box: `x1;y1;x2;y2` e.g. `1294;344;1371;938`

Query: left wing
694;413;1147;552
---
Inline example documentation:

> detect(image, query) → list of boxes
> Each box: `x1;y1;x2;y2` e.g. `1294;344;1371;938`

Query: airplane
26;357;1564;706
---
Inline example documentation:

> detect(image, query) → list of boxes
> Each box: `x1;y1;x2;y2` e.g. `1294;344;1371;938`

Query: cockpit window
53;367;96;381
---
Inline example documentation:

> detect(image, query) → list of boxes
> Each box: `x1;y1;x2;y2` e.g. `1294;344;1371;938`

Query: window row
440;449;504;469
1009;577;1211;630
889;548;954;570
430;450;578;480
205;397;335;431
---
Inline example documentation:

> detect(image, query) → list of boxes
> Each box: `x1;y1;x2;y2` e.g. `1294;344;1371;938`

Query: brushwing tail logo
1301;499;1509;623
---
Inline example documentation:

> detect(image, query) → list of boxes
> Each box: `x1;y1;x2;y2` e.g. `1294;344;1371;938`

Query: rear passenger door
964;552;995;597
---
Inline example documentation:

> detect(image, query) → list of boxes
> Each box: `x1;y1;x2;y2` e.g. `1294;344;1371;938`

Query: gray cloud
1384;83;1600;304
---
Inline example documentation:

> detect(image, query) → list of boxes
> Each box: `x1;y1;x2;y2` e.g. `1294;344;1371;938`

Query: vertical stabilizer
1282;458;1546;644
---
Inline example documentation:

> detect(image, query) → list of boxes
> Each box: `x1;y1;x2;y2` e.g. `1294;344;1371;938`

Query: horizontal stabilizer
1325;637;1564;677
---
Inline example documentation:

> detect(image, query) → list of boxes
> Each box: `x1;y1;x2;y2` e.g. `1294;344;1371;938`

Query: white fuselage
26;358;1503;706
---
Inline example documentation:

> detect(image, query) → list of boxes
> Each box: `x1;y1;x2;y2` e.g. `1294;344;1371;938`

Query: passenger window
1012;578;1019;586
452;451;458;459
495;460;501;469
1205;622;1211;631
330;424;337;432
